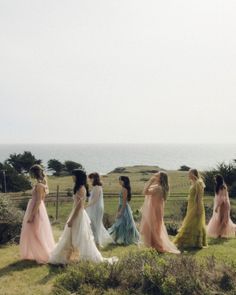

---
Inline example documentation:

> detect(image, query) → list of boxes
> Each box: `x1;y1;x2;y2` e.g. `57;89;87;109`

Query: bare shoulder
35;183;45;192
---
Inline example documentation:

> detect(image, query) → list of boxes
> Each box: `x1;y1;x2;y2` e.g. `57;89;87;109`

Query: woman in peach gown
140;171;180;254
207;174;236;238
20;165;55;264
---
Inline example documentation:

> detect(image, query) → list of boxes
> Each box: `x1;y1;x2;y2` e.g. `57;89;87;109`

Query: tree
7;151;42;173
48;159;65;176
178;165;191;171
0;163;31;192
203;161;236;197
64;161;83;175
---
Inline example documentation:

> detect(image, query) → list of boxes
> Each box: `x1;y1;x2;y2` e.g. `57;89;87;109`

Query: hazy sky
0;0;236;144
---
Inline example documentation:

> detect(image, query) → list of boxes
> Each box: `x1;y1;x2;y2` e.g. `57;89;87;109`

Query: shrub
18;198;29;211
0;196;24;244
0;163;31;193
204;161;236;197
165;222;179;236
52;250;236;295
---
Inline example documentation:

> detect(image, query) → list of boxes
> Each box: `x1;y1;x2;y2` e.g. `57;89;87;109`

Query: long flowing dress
174;180;207;249
86;185;114;247
207;187;236;238
140;185;180;254
49;187;117;265
20;183;55;264
108;192;140;245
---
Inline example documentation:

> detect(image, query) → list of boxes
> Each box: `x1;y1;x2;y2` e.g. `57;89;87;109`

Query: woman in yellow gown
174;169;207;249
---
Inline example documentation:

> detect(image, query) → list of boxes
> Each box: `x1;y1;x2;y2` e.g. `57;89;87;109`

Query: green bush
18;198;29;211
52;250;236;295
0;163;31;192
0;196;24;244
204;161;236;197
165;222;179;236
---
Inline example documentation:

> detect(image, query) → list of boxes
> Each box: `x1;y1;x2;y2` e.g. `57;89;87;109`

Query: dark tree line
0;151;83;192
204;160;236;197
47;159;83;176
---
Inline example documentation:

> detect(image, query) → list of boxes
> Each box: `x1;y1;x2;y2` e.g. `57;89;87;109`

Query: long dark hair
72;169;89;196
88;172;102;186
215;174;227;194
119;176;132;202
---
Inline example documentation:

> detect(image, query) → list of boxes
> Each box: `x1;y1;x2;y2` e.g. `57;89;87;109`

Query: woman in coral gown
49;169;117;265
86;172;114;248
20;164;55;264
108;176;140;245
174;169;207;249
207;174;236;238
140;171;180;254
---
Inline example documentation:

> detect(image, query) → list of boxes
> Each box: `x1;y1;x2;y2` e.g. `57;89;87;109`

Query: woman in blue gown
108;176;140;245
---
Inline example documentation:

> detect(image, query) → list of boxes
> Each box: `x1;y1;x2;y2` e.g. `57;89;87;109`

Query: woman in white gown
50;169;116;265
86;173;114;248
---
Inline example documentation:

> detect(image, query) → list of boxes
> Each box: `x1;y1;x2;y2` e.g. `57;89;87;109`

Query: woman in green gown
174;169;207;249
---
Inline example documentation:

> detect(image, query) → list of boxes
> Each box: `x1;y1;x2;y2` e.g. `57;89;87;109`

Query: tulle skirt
207;202;236;238
140;196;180;254
50;209;117;264
86;205;114;247
108;204;140;245
20;200;55;264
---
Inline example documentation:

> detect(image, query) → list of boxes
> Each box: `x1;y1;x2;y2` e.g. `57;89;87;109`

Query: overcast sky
0;0;236;144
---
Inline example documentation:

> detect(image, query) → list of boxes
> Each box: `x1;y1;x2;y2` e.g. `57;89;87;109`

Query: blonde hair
159;171;169;200
29;164;49;194
189;168;205;188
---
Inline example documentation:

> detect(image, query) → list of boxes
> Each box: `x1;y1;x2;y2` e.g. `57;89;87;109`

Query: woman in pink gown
207;174;236;238
20;164;55;264
140;172;180;254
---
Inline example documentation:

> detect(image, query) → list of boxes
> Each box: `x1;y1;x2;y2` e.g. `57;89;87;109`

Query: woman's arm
117;188;128;218
85;186;101;208
143;177;156;195
27;184;44;223
67;189;84;227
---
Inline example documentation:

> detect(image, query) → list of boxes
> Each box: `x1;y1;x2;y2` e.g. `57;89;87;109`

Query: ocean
0;143;235;174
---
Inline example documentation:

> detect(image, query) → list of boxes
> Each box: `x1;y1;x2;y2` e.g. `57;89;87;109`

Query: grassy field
1;166;236;294
46;165;191;195
1;230;236;295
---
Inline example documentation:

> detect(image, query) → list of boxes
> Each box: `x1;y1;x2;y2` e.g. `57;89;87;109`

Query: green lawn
1;166;236;294
1;229;236;295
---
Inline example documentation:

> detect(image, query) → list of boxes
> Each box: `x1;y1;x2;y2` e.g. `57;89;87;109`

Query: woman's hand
67;220;73;228
27;215;34;223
